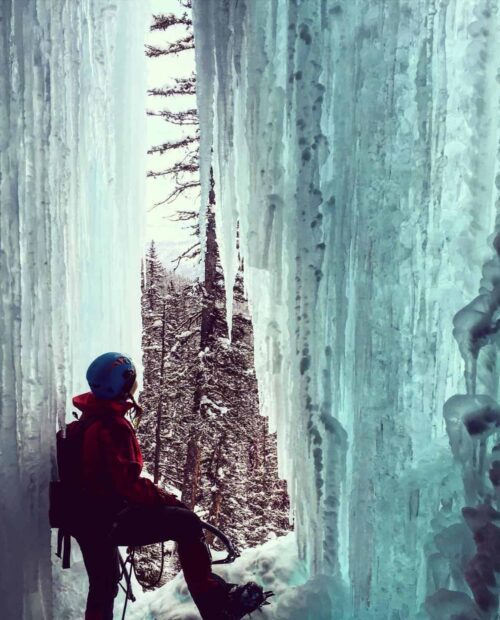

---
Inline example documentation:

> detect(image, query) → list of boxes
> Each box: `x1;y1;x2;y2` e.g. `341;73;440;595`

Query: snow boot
220;581;274;619
194;578;273;620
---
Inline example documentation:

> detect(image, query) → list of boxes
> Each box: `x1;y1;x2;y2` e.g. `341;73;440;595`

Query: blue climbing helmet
86;352;136;400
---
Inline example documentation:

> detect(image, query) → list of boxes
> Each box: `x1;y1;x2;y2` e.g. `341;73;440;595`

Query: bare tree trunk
200;169;218;347
181;168;219;508
182;429;202;508
154;300;167;484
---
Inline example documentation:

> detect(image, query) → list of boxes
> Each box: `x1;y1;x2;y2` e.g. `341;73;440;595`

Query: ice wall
192;1;500;618
0;1;148;618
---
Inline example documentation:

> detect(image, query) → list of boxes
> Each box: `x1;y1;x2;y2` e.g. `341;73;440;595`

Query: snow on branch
148;76;196;97
147;135;199;156
147;108;199;126
150;12;192;31
146;35;195;57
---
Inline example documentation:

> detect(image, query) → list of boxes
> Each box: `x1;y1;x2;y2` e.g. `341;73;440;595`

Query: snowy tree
138;241;169;476
147;1;200;226
135;1;291;589
137;244;291;585
179;173;291;551
138;258;200;585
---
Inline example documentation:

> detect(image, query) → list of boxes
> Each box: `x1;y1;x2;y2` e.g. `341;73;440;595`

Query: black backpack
49;414;102;567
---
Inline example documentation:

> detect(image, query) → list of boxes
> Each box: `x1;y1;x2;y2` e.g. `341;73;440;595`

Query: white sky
145;0;199;276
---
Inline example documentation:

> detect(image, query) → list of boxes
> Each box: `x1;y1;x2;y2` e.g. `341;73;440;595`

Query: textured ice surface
192;1;500;618
0;1;148;617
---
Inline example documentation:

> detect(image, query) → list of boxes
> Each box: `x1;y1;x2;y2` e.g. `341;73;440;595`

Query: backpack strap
62;531;71;569
56;528;63;558
56;528;72;569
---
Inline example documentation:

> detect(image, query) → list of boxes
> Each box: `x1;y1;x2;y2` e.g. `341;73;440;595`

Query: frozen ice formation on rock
193;0;500;618
436;237;500;618
0;1;148;618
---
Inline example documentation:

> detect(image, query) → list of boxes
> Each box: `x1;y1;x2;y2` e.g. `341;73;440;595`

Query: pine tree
139;241;168;464
179;174;291;551
136;1;292;589
138;252;292;585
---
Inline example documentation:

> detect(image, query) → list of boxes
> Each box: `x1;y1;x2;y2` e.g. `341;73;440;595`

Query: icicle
192;0;215;276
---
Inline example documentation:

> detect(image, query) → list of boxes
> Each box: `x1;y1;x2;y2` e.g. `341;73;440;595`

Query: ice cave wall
0;1;147;618
193;1;500;618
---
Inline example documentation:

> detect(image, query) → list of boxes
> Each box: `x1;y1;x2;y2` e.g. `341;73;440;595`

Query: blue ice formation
0;1;147;617
192;1;500;618
1;0;500;619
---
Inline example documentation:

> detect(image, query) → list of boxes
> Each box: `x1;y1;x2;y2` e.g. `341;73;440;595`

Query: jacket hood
72;391;133;417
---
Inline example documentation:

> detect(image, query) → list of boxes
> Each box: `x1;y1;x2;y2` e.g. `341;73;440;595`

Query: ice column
427;230;500;620
193;1;500;618
0;1;148;618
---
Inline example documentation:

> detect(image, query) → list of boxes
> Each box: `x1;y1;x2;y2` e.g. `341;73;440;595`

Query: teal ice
193;1;500;619
1;1;500;619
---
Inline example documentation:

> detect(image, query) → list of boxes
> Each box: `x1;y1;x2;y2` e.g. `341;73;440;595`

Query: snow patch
126;533;311;620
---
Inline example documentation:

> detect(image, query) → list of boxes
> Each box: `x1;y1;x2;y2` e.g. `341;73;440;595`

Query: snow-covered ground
126;533;307;620
54;532;313;620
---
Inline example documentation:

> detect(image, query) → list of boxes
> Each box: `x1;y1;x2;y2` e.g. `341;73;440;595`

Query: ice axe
201;520;241;564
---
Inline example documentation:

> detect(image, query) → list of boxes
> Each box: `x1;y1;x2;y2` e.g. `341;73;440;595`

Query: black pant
76;505;214;620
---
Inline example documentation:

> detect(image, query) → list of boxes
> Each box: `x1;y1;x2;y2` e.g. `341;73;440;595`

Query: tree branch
146;36;195;57
151;12;192;31
147;135;199;156
172;242;201;271
148;76;196;98
148;86;196;97
147;163;198;179
170;210;198;222
148;150;199;178
151;182;201;208
147;109;199;126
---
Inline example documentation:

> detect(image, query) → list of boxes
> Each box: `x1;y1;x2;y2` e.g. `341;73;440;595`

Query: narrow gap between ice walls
192;1;500;619
0;2;148;618
130;2;296;616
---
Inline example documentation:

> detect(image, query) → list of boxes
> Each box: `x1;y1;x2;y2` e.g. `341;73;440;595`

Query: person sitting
68;352;267;620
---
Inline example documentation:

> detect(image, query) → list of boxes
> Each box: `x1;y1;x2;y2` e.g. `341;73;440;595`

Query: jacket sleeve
101;422;185;507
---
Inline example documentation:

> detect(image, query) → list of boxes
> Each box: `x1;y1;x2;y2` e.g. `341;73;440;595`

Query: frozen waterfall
0;1;147;618
1;0;500;618
193;1;500;619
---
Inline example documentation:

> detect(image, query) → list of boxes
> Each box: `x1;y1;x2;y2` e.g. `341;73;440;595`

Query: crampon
220;581;274;619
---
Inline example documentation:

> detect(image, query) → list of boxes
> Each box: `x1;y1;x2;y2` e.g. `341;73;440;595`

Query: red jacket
73;392;182;508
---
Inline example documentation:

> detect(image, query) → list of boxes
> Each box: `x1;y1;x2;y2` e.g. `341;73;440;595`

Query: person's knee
173;507;204;541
